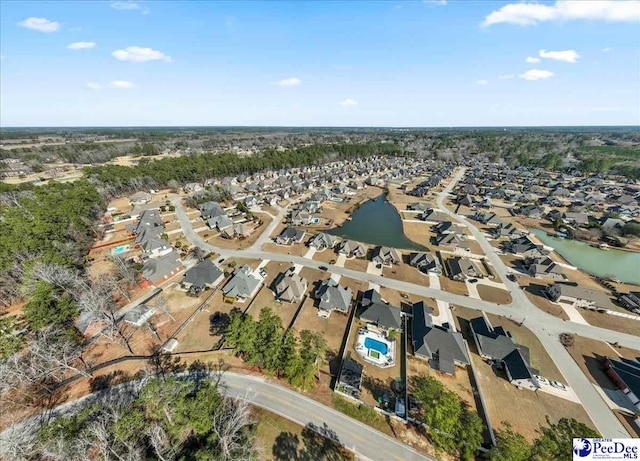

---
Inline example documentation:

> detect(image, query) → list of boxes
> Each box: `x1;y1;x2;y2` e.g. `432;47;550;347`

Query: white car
550;380;567;390
534;375;549;385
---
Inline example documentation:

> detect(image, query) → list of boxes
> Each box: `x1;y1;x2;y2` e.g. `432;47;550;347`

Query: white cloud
482;1;640;27
109;80;135;89
476;79;489;85
110;1;149;13
526;56;541;63
498;74;515;79
423;0;447;5
602;47;612;52
539;49;580;63
111;46;171;63
275;77;301;87
86;82;101;90
17;17;60;33
340;98;358;107
519;69;554;81
67;41;96;50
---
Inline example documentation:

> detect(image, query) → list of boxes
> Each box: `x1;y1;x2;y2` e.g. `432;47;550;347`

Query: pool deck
355;328;396;368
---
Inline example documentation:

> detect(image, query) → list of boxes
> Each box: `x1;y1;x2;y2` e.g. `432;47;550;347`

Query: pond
530;228;640;285
327;194;427;251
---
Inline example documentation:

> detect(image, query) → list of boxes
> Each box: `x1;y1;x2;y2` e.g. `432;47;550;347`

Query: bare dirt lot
382;260;431;287
576;309;640;338
263;242;309;257
477;285;512;305
439;277;469;297
293;296;350;378
343;257;369;273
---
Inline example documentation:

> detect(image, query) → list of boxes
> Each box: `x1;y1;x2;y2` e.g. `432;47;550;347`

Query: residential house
129;191;152;205
434;233;469;250
140;237;172;258
618;292;640;314
445;257;481;281
123;304;155;327
518;205;544;219
472;212;503;227
244;196;259;208
338;240;367;258
407;202;430;212
142;251;184;285
199;201;227;220
183;259;224;290
313;279;352;317
469;315;539;390
523;257;566;280
409;252;442;274
372;246;401;266
207;214;234;231
222;266;261;301
492;222;523;238
544;284;610;309
290;210;314;226
184;182;204;193
562;212;589;226
308;232;338;250
359;289;402;331
221;222;255;240
275;227;306;245
505;236;548;258
348;180;364;190
433;221;463;235
604;357;640;411
411;302;469;376
274;268;308;303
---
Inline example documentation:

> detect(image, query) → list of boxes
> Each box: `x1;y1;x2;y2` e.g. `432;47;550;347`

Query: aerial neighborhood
2;128;639;460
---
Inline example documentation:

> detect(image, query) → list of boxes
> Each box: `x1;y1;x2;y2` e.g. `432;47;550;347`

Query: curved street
173;169;634;438
0;372;435;461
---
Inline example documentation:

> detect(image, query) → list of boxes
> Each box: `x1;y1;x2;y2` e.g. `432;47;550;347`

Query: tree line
3;375;257;461
224;307;326;391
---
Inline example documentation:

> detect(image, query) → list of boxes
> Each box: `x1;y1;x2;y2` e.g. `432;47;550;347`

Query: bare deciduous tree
211;395;255;461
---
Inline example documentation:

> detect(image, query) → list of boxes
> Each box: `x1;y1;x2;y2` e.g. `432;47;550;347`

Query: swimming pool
311;217;321;224
112;245;129;254
331;197;343;203
364;337;388;355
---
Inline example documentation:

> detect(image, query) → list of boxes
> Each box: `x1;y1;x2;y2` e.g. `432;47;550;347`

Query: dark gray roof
314;279;352;313
360;292;401;330
412;302;469;374
469;316;533;379
184;259;223;287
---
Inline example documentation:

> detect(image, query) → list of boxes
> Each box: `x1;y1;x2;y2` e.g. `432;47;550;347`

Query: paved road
173;179;635;438
436;168;630;438
0;372;435;461
223;373;435;461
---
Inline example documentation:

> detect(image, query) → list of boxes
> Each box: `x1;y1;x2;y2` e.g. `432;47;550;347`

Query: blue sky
1;0;639;127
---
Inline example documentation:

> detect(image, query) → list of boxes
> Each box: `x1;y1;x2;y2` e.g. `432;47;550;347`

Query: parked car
550;380;567;390
468;278;478;283
218;258;225;263
534;375;549;385
507;274;517;282
319;266;328;271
